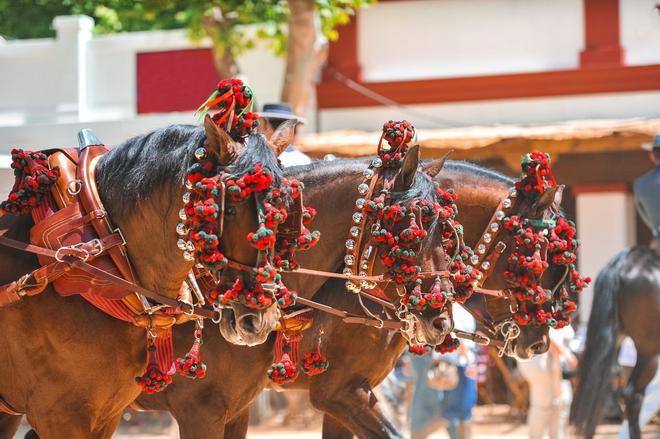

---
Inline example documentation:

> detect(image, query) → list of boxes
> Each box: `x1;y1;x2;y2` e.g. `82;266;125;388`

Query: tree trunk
203;13;240;80
281;0;329;116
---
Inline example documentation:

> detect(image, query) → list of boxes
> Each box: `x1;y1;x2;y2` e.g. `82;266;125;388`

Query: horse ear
422;149;453;179
532;184;564;215
394;145;420;191
204;114;237;165
269;120;298;157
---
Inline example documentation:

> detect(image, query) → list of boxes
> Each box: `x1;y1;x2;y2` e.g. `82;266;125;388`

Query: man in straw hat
634;134;660;252
258;103;311;167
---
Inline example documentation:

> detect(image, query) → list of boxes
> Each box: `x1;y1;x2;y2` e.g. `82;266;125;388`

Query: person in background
633;133;660;252
410;305;478;439
257;103;312;167
518;325;577;439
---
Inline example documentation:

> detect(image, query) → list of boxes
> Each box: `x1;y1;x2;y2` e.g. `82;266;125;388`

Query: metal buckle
86;239;104;257
113;228;127;247
55;245;90;263
66;179;83;195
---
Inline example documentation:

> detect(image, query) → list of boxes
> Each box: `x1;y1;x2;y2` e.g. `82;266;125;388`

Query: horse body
0;121;282;437
0;213;146;437
571;246;660;439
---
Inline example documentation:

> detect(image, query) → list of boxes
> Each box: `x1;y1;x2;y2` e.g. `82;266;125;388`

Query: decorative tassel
175;322;207;379
1;149;60;214
268;333;301;384
135;336;173;394
302;334;329;376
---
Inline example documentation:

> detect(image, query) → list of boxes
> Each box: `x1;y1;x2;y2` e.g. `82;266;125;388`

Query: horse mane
96;124;203;222
230;133;284;186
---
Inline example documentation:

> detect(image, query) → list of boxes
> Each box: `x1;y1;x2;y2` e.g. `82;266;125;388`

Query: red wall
136;48;218;114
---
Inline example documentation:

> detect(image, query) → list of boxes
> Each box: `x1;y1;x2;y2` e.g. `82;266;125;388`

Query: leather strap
0;235;216;319
0;396;21;416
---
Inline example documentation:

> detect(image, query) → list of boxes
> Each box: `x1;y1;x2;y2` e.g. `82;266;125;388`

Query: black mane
96;124;203;221
230;133;283;185
96;127;282;224
443;160;514;185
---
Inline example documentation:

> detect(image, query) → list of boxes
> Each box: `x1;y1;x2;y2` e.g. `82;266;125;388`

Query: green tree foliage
0;0;371;56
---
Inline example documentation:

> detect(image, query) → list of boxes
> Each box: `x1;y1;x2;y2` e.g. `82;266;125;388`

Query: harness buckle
113;228;127;247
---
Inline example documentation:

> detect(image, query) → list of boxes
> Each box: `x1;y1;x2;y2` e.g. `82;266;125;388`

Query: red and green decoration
175;327;207;379
182;79;320;311
0;149;60;215
268;329;329;384
408;334;461;356
197;78;260;140
505;151;590;328
378;120;416;167
135;337;173;394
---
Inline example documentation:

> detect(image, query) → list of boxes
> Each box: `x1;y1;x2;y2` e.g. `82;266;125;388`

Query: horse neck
286;163;364;299
440;168;511;293
444;170;510;248
99;168;191;299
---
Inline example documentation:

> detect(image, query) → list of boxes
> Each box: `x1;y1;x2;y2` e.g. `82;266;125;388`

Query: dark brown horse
570;247;660;439
0;119;291;438
126;158;565;439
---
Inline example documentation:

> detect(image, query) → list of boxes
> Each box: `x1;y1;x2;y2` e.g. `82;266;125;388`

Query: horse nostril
237;314;258;333
528;340;548;355
431;316;452;333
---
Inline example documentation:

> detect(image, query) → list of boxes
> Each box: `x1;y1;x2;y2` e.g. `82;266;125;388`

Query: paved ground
15;405;657;438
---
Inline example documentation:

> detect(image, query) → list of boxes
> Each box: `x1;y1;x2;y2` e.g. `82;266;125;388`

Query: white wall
359;0;584;82
621;0;660;66
319;90;660;131
576;191;636;325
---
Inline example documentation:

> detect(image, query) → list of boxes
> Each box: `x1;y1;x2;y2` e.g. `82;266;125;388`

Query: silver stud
490;222;499;232
381;143;391;152
481;261;491;270
346;281;360;293
182;192;191;204
345;239;355;250
470;254;480;265
186;241;195;252
361;280;377;289
350;226;360;237
355;198;366;209
183;251;195;261
495;210;505;220
361;262;369;271
483;233;492;243
509;188;517;198
177;239;188;250
363;168;374;179
372;158;382;168
179;208;187;221
359;271;367;277
344;255;355;266
185;180;193;190
358;183;369;194
176;223;188;236
352;212;363;223
343;268;353;275
194;147;207;160
477;244;486;254
503;198;512;209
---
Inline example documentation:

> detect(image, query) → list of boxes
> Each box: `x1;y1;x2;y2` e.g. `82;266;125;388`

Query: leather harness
0;145;216;323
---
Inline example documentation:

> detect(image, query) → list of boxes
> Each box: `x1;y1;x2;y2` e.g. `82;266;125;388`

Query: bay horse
0;118;292;438
570;247;660;439
126;158;566;439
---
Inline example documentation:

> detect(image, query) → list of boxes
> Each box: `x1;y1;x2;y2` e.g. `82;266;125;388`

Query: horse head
216;121;300;346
